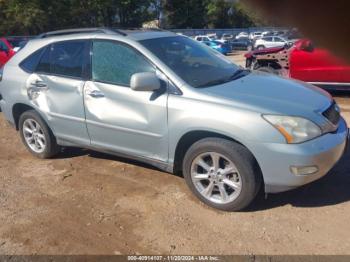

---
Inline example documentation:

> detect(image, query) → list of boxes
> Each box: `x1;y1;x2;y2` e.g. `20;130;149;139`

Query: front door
84;40;168;162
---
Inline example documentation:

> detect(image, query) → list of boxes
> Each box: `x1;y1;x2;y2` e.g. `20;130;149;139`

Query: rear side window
36;46;51;73
20;48;46;73
51;41;88;78
92;41;155;86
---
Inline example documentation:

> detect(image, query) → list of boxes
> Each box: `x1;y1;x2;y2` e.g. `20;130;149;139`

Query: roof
36;27;177;41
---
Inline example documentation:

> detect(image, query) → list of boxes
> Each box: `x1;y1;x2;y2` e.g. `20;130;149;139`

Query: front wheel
182;138;262;211
19;110;60;159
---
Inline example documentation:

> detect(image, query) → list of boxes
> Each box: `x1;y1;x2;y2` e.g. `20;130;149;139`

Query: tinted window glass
51;41;88;78
36;46;51;73
92;41;155;86
274;37;283;42
20;47;46;73
263;37;273;42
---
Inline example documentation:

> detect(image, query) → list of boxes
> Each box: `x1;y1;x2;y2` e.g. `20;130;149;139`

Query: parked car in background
245;45;292;75
202;40;231;55
245;39;350;90
195;35;227;44
230;37;253;51
221;33;234;41
0;38;16;67
254;36;290;50
249;32;262;40
235;32;249;39
289;39;350;90
261;31;274;37
1;28;348;212
194;35;212;42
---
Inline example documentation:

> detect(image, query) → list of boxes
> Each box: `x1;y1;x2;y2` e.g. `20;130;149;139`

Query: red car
0;38;16;67
290;39;350;89
245;39;350;90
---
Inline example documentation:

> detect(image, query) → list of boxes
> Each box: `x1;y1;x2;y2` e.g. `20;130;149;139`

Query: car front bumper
248;117;348;193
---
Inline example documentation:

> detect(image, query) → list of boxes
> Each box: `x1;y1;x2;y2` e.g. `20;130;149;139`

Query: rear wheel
19;110;60;159
182;138;262;211
256;45;265;50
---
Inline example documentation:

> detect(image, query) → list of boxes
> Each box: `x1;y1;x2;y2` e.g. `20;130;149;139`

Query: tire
256;45;265;50
19;110;60;159
182;137;262;211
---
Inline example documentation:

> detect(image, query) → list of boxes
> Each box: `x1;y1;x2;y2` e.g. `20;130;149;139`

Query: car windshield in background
140;36;242;88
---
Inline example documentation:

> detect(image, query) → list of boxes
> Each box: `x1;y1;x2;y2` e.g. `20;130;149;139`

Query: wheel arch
172;130;264;185
12;103;50;131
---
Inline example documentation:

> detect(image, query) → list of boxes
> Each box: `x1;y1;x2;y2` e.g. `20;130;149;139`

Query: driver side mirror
130;72;161;92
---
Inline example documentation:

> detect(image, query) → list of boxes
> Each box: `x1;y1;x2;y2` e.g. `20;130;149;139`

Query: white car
235;32;249;39
249;32;262;40
195;35;227;44
254;36;289;50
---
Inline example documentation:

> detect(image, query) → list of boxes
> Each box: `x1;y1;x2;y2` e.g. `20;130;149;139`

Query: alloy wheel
190;152;242;204
22;119;46;153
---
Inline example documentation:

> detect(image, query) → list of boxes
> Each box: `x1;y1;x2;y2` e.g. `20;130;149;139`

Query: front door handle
87;90;105;98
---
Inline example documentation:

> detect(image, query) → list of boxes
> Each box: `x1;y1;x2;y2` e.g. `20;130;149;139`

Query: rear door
83;40;168;162
28;40;91;145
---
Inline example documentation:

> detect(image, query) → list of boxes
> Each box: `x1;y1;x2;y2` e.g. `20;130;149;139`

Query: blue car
203;40;231;55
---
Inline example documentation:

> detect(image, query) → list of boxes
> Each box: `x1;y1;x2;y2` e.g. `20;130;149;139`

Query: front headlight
263;115;322;144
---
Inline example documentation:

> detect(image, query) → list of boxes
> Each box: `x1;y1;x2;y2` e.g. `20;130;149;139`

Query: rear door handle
31;80;48;90
87;90;105;98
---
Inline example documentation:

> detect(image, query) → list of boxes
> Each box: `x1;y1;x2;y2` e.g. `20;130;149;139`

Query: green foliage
162;0;210;29
0;0;264;35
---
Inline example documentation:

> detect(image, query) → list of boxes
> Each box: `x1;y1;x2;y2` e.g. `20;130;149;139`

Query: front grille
323;102;340;126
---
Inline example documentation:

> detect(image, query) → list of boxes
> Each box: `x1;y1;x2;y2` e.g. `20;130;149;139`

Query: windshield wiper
196;69;250;88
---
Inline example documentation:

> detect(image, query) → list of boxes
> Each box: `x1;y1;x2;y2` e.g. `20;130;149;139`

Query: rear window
20;47;46;73
36;46;51;73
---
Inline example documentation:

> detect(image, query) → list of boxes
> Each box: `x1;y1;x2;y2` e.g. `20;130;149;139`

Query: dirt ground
1;52;350;255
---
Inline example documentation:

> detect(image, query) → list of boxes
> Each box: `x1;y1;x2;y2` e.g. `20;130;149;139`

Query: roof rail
37;27;127;39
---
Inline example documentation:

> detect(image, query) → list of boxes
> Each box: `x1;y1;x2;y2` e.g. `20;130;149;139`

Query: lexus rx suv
0;28;348;211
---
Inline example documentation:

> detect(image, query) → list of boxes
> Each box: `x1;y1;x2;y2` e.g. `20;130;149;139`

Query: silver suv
0;28;348;211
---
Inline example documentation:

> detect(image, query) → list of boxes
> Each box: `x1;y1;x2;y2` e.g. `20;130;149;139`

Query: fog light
290;166;319;176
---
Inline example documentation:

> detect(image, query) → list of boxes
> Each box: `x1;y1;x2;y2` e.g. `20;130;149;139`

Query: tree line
0;0;265;35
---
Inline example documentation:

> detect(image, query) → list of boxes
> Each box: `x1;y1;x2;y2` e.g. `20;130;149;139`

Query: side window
36;46;51;73
51;41;88;78
274;37;283;42
20;47;46;73
92;41;155;86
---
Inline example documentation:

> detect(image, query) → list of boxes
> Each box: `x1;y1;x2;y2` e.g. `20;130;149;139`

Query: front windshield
140;36;241;88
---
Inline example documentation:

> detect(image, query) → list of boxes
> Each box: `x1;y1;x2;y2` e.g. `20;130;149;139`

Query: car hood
196;71;332;116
